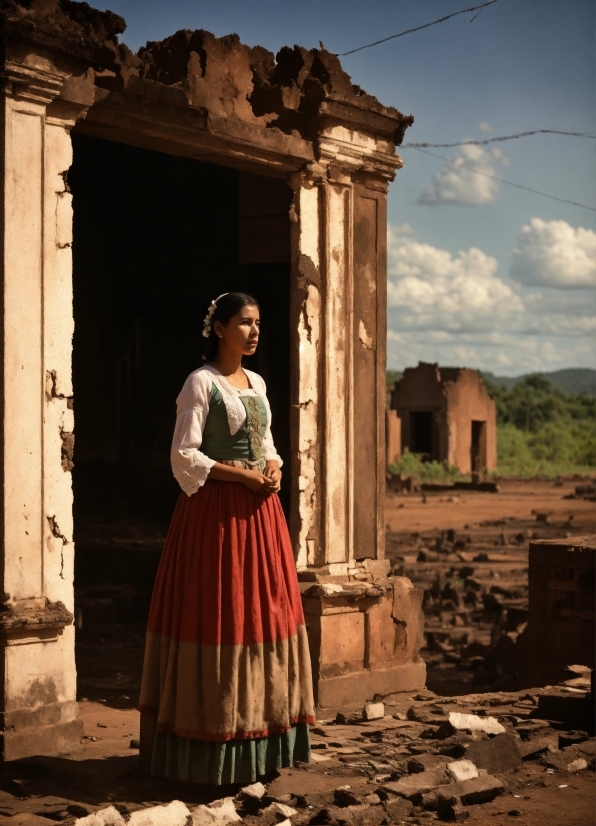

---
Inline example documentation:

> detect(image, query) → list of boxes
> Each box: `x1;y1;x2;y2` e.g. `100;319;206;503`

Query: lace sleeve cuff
172;453;216;496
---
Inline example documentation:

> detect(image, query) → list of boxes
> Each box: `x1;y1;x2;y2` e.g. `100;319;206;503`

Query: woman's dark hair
202;291;260;362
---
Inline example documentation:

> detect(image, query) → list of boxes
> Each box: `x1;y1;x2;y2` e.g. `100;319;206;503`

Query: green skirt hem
151;723;311;785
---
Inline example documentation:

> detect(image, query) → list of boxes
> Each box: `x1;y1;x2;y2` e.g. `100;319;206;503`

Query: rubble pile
0;688;576;826
385;498;591;694
1;688;592;826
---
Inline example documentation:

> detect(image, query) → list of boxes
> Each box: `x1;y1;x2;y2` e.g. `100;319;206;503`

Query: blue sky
103;0;595;375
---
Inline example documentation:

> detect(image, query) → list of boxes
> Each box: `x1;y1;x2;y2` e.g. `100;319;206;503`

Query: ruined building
389;363;497;473
0;0;426;760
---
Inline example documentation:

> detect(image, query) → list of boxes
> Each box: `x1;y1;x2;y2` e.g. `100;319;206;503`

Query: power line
410;146;596;212
339;0;500;56
404;130;596;148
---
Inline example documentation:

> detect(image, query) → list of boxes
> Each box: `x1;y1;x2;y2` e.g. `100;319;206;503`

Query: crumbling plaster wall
391;363;449;462
0;0;419;755
391;363;497;473
443;368;497;473
0;40;89;758
525;536;595;688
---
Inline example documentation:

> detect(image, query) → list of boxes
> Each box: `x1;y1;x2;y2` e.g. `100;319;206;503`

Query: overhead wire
339;0;500;56
403;130;596;148
409;147;596;212
334;1;594;209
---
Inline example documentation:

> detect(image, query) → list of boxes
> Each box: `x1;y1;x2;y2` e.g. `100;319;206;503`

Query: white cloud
418;144;507;206
387;328;595;375
386;224;596;375
387;227;523;333
478;122;493;133
510;218;596;288
523;288;596;317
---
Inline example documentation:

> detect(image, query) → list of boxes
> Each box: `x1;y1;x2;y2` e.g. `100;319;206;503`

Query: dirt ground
1;690;594;826
385;477;595;696
0;477;593;826
384;477;595;536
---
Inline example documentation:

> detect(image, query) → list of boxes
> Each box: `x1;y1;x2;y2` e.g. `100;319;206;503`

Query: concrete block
448;712;505;735
446;760;478;782
567;758;588;772
76;808;125;826
527;536;595;687
261;803;297;819
1;718;83;762
363;702;385;721
437;799;470;822
392;578;424;661
324;804;386;826
545;749;591;773
320;612;365;675
361;559;392;578
408;754;449;774
333;789;380;807
519;734;559;759
381;768;449;800
433;775;505;807
191;798;241;825
367;598;399;665
383;798;413;822
317;661;426;710
237;782;266;800
128;802;191;826
465;733;522;774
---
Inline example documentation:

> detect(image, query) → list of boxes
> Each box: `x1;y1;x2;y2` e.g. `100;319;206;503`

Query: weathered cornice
1;0;413;170
0;598;73;638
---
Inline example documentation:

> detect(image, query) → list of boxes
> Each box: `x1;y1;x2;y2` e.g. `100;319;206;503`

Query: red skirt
138;480;315;741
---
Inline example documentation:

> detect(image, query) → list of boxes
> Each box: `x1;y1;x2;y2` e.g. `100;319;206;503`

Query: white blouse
171;364;283;496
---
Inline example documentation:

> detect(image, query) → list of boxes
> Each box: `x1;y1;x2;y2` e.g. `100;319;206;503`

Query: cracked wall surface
391;364;497;473
0;0;415;754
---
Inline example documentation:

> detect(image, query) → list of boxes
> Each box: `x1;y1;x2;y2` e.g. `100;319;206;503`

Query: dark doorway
410;410;434;456
69;134;291;704
471;420;487;472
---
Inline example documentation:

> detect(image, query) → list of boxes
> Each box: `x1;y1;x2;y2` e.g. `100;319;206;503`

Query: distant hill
482;368;596;396
386;367;596;396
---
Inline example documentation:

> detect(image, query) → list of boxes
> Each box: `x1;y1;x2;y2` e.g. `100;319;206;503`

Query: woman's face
215;304;260;357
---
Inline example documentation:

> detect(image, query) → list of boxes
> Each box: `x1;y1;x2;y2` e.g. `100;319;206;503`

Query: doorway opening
409;410;434;457
471;420;487;473
69;134;291;705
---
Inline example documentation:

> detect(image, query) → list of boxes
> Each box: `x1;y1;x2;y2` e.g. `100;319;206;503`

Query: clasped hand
243;464;281;495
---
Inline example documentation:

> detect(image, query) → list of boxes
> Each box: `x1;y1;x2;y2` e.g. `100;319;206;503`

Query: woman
138;292;315;785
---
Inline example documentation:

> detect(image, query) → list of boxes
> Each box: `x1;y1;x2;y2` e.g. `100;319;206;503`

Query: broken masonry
0;0;420;759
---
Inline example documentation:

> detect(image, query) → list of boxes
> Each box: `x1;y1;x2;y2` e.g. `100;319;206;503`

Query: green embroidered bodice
201;383;267;464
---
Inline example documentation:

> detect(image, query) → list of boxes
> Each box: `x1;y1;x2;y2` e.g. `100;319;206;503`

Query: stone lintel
77;95;315;174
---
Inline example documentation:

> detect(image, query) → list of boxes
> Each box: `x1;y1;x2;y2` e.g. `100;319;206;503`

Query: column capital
318;131;403;185
1;60;65;106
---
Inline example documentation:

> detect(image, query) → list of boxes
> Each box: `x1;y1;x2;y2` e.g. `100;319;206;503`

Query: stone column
290;126;427;710
0;49;88;760
290;127;400;570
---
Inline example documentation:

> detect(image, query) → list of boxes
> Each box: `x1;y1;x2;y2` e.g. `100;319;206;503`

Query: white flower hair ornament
202;292;229;338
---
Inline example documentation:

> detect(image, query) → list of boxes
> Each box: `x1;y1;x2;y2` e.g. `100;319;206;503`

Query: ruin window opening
69;134;291;704
409;410;434;458
471;419;487;472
